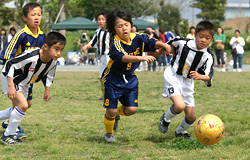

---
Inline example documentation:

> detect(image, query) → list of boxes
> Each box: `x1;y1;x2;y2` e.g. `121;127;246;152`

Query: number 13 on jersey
182;64;191;74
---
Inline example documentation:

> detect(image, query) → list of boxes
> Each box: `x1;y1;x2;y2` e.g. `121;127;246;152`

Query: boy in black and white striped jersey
1;32;66;145
158;21;215;140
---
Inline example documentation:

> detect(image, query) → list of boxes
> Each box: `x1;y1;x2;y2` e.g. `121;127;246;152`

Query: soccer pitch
0;71;249;159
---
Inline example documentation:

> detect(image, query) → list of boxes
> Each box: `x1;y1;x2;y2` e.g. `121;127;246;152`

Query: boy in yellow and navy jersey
102;8;172;143
0;2;45;139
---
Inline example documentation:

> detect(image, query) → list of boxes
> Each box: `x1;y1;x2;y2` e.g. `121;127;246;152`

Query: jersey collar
24;25;43;38
114;33;136;46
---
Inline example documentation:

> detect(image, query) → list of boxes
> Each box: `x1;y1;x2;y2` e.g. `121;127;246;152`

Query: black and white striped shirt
169;38;214;86
89;28;110;56
2;49;57;87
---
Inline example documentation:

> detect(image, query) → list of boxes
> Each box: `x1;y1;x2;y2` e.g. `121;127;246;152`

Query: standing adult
229;30;245;72
0;28;8;53
214;26;226;72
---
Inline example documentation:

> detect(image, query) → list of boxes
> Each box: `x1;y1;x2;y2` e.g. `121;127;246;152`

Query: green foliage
191;0;227;28
74;0;158;20
157;0;182;32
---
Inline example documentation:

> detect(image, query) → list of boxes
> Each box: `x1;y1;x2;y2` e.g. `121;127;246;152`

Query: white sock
175;117;194;134
4;107;25;136
0;107;13;120
164;104;178;122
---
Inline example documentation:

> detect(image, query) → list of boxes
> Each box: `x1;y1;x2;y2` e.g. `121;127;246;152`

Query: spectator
131;25;138;33
165;31;175;65
145;26;159;71
7;27;16;43
214;26;226;72
229;30;245;72
157;37;167;71
186;26;196;39
159;28;166;43
0;28;8;53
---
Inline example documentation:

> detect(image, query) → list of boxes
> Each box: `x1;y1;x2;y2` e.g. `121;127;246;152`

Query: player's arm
122;55;155;63
43;86;51;102
189;71;211;81
82;44;92;53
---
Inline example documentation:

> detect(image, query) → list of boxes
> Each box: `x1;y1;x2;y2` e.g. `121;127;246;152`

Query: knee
125;107;138;116
173;102;186;113
106;109;117;118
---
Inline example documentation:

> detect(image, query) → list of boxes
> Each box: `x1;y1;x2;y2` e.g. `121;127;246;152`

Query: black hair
189;26;195;32
133;25;138;32
9;27;16;33
217;26;224;34
23;2;42;17
97;11;107;19
1;28;6;36
45;32;66;48
235;29;240;34
107;8;133;41
159;28;165;34
195;21;215;36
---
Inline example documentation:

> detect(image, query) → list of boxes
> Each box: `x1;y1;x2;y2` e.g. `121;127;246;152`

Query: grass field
0;71;250;159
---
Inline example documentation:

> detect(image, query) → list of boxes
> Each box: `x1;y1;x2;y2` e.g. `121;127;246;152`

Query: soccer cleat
2;120;24;133
175;131;193;141
1;133;22;145
113;115;120;130
158;114;170;134
15;131;27;139
104;133;116;143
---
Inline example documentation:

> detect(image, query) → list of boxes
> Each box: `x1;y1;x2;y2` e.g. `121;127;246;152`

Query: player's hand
44;87;51;102
7;86;16;100
190;71;202;80
43;93;51;102
142;55;156;63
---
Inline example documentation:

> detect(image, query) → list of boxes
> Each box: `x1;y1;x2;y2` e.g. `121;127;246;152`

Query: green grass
0;71;250;159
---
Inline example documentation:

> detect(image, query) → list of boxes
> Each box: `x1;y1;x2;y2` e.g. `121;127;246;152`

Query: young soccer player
0;32;66;145
102;8;171;143
0;2;45;138
158;21;215;140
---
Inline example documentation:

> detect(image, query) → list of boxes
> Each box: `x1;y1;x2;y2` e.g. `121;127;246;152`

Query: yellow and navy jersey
102;33;156;88
0;25;46;61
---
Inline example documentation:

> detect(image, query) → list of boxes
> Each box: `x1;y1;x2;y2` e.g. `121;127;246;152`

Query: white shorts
99;55;110;78
1;73;30;99
162;67;195;107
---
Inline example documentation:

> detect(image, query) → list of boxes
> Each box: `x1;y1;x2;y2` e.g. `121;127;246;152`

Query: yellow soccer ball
194;114;225;145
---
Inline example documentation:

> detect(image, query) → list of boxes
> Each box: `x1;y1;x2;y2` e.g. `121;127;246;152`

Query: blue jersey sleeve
139;33;157;52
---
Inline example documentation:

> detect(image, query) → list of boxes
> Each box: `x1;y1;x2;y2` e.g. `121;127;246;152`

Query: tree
74;0;158;20
0;0;15;27
190;0;227;27
157;0;182;33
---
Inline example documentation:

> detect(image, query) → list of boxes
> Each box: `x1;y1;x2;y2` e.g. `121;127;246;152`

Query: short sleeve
139;34;157;52
109;40;125;62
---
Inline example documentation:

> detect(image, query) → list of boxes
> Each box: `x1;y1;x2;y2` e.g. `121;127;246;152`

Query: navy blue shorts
27;84;33;100
103;82;138;109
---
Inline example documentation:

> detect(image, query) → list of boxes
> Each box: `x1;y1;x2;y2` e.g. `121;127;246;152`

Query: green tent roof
133;19;158;30
51;17;98;30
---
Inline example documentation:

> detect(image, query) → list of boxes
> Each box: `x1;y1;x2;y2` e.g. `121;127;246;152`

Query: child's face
46;43;65;61
195;30;214;50
115;18;131;42
97;15;106;29
23;6;42;29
